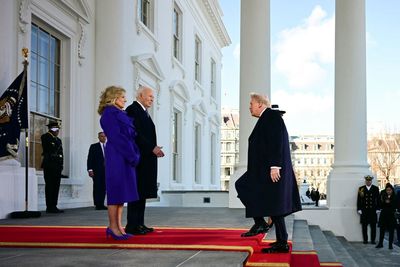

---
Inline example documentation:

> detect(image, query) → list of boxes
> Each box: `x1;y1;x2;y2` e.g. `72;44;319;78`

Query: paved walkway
0;207;399;267
0;207;251;267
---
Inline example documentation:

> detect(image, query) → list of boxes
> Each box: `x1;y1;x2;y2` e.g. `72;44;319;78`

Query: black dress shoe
241;224;269;237
46;208;64;213
370;241;376;244
141;225;154;233
261;242;290;253
95;206;108;210
363;241;368;244
125;225;147;235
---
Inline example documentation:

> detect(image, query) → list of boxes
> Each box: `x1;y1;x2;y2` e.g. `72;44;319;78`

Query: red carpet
0;226;342;267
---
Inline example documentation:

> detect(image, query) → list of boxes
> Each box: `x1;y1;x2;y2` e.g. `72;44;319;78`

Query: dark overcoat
100;106;140;205
87;142;106;205
235;108;302;218
87;142;105;179
126;101;158;199
377;191;397;228
357;185;379;224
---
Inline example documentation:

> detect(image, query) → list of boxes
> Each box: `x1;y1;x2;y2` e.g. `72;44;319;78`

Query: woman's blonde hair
97;86;126;115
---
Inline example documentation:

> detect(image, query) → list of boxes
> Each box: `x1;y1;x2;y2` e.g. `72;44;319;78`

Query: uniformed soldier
41;121;64;213
357;175;380;244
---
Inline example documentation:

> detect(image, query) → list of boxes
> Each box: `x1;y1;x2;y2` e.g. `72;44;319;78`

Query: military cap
364;175;374;181
46;121;61;129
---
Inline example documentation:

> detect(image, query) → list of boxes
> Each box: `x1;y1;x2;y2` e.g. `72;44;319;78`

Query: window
138;0;152;31
226;156;231;163
30;23;61;169
173;4;182;61
172;110;181;182
194;36;201;83
225;167;231;176
194;123;201;183
210;132;216;184
210;59;216;98
226;142;231;151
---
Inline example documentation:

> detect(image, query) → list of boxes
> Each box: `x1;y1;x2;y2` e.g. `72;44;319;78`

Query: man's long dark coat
235;108;301;218
87;142;106;206
126;101;158;199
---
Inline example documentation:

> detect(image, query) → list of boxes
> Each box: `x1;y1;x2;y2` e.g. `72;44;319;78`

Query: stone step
292;219;314;251
323;231;359;267
308;225;338;263
264;214;295;242
336;236;372;267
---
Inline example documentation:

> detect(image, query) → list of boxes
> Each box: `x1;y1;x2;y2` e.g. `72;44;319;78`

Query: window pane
30;82;37;111
39;30;50;58
50;36;56;63
39;56;49;86
31;26;38;53
50;85;55;115
38;85;48;114
31;53;37;83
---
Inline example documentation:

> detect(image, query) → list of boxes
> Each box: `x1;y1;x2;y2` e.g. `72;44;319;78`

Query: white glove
357;210;362;215
376;210;380;214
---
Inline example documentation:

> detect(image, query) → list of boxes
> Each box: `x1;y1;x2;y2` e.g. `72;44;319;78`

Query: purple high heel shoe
106;227;129;240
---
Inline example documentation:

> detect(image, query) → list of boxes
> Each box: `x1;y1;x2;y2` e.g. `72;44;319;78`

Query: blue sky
220;0;400;135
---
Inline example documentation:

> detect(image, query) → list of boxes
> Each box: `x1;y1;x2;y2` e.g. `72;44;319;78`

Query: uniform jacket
87;142;105;180
357;184;379;224
235;108;302;217
41;131;63;171
125;101;158;199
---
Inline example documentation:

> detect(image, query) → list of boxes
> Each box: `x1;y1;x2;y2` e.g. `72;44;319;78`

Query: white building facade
290;135;334;196
0;0;230;218
220;107;239;190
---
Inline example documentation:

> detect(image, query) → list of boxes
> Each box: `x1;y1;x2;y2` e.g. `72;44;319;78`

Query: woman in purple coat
98;86;140;240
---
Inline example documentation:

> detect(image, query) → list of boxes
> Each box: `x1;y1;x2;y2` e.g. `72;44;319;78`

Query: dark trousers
127;198;146;227
92;175;106;207
362;222;376;243
43;168;61;210
378;226;394;246
396;225;400;244
271;215;288;243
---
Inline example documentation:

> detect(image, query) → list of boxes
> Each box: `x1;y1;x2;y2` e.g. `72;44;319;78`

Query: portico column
229;0;270;207
326;0;370;240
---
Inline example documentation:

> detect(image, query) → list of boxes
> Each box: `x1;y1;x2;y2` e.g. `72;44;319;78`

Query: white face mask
50;127;59;132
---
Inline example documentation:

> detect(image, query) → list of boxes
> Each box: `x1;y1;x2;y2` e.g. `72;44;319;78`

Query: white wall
0;0;229;216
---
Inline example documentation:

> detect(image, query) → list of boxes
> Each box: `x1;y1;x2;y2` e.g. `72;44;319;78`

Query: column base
295;165;373;241
228;166;246;208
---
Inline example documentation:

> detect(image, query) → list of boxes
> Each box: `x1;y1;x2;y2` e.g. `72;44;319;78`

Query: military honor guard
41;121;64;213
357;175;380;244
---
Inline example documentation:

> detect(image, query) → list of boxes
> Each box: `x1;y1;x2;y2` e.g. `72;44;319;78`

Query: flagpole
10;48;41;219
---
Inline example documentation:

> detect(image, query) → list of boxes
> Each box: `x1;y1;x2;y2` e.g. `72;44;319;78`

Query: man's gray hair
136;85;153;99
250;92;271;107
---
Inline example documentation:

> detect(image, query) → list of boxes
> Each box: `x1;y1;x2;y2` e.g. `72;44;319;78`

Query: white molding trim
19;0;31;33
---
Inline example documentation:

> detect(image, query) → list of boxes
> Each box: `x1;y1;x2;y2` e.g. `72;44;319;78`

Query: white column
295;0;370;241
95;0;132;97
229;0;270;207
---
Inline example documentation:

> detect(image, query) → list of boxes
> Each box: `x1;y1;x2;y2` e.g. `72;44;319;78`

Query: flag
0;70;28;160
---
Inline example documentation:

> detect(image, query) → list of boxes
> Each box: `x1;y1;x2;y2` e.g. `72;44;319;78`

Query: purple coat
100;106;140;205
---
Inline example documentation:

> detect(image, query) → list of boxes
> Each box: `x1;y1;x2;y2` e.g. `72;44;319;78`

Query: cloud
272;90;334;135
274;5;334;89
233;43;240;60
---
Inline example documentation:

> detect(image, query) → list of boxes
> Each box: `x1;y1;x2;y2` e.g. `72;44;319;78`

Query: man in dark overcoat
235;93;301;253
357;175;380;244
125;86;164;235
41;121;64;213
87;132;107;210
